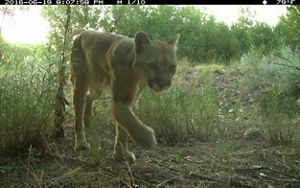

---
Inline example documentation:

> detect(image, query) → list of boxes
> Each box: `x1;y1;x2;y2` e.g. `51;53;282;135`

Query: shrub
262;95;298;145
239;47;300;145
0;51;57;156
240;47;300;102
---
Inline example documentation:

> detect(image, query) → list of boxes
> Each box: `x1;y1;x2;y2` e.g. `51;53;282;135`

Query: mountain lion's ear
167;34;180;51
134;32;150;53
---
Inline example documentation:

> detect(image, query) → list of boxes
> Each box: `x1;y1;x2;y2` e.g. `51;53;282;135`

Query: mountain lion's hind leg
84;89;101;128
73;77;90;151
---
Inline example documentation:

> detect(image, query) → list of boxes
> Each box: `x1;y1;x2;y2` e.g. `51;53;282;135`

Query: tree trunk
54;5;71;138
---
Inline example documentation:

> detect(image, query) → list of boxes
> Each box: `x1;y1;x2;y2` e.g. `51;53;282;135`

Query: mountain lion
71;31;179;162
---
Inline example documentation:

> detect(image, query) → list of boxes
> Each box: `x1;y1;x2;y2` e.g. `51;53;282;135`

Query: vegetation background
0;5;299;187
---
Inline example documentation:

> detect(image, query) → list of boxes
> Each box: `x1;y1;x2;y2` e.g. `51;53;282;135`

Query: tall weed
0;52;57;156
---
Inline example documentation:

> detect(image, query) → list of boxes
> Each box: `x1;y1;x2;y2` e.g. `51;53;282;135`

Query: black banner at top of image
3;0;298;5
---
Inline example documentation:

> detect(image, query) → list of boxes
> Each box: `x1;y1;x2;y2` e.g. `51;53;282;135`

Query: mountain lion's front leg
113;125;136;163
112;100;157;150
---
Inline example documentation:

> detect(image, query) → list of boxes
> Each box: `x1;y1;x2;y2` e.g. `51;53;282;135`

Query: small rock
243;127;266;140
213;69;224;75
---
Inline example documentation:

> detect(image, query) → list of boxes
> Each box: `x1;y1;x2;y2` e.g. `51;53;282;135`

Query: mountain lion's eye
168;64;176;74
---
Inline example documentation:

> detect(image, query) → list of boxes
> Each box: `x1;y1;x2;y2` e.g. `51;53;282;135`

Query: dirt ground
1;122;300;188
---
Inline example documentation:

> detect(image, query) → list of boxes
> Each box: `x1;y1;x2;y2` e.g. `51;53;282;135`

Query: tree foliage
42;6;292;64
276;6;300;51
98;6;285;63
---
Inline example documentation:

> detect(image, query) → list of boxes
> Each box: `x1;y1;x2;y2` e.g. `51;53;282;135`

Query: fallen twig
265;167;300;180
156;175;181;188
46;166;81;188
188;172;216;181
234;166;300;180
234;166;266;172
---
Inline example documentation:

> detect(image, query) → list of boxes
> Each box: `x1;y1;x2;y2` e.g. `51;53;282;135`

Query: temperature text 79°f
277;0;295;4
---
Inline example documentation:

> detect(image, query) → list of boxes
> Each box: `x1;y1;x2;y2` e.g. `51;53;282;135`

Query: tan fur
70;31;179;162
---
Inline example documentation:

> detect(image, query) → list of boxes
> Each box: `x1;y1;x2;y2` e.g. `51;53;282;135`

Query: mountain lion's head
134;32;180;92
